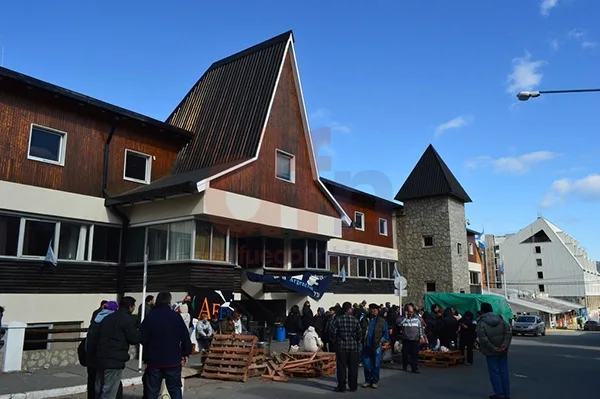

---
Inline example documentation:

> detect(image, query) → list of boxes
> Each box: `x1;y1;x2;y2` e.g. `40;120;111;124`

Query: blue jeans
362;346;382;384
144;366;182;399
485;354;510;398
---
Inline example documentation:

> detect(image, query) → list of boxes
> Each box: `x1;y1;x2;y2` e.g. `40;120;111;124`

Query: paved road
62;331;600;398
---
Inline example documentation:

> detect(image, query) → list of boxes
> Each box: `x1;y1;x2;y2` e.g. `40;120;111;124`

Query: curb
0;376;142;399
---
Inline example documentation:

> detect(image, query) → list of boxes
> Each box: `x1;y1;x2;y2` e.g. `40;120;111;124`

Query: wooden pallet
201;334;258;382
261;351;337;381
418;350;464;368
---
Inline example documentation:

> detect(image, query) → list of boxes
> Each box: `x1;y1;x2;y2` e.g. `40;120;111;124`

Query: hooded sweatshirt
301;326;323;352
476;312;512;356
85;309;115;366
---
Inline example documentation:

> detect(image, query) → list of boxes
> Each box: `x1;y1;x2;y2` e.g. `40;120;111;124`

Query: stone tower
394;144;472;306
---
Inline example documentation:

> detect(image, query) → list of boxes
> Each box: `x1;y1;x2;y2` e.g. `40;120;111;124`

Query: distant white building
498;217;600;314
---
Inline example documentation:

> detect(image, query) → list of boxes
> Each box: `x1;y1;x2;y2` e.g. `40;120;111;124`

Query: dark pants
145;366;183;399
336;350;359;391
459;337;474;364
198;337;212;351
401;339;420;371
288;333;300;349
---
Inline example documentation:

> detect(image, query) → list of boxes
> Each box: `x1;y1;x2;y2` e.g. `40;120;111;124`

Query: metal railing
24;327;87;345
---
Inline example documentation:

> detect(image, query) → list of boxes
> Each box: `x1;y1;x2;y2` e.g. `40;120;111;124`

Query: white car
512;315;546;336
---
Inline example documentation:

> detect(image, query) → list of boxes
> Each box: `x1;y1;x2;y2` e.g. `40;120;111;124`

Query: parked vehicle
512;315;546;336
583;320;599;331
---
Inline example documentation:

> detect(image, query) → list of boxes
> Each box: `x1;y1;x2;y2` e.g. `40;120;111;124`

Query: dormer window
275;150;295;183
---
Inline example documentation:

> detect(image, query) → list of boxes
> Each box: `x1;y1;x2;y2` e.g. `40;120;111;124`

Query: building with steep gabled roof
395;144;472;305
497;216;600;318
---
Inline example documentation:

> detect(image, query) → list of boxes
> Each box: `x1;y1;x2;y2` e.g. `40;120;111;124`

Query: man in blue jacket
360;304;389;389
140;292;192;399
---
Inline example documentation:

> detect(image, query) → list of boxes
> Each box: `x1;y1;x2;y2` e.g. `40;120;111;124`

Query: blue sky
2;1;599;259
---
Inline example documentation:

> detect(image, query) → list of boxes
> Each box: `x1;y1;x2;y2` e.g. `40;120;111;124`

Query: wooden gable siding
334;192;394;248
467;234;482;264
0;89;180;197
210;53;338;218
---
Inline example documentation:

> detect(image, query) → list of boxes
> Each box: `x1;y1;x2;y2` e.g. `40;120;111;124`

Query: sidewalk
0;340;289;399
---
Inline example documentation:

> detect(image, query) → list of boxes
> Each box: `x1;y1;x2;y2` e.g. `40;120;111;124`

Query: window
275;150;295;182
307;239;317;269
469;271;480;285
194;221;211;260
168;221;193;261
382;261;390;279
317;240;327;269
290;238;306;268
228;235;238;265
329;255;339;275
22;220;56;257
538;284;545;293
91;225;121;263
423;235;434;248
339;255;348;276
426;281;436;292
28;125;67;165
358;258;367;277
147;224;168;261
58;223;89;261
374;260;382;278
537;271;544;279
354;212;364;231
535;246;541;254
211;225;227;261
457;243;462;255
0;215;20;256
265;237;285;268
349;257;358;276
536;259;543;266
379;218;388;236
124;149;152;184
468;242;474;255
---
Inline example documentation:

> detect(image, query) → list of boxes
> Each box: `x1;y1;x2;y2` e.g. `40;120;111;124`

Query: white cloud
466;151;559;174
541;174;600;207
505;52;546;94
568;29;598;49
540;0;559;16
556;166;587;175
434;115;473;138
310;108;351;134
550;38;560;50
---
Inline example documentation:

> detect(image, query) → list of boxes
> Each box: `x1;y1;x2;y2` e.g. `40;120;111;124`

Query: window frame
27;124;68;166
378;218;388;236
0;211;121;264
275;149;295;183
536;258;543;266
327;252;396;280
423;235;434;248
468;242;474;255
123;149;152;185
354;211;365;231
457;243;462;255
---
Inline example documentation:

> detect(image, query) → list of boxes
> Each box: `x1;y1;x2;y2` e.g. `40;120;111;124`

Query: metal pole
502;254;508;299
138;250;148;373
482;246;490;293
540;88;600;95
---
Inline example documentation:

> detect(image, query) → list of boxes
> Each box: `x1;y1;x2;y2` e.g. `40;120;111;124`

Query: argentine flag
341;266;347;283
45;240;57;267
393;264;400;278
475;230;486;250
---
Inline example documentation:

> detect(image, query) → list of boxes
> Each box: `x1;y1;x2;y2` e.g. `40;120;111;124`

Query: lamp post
517;88;600;101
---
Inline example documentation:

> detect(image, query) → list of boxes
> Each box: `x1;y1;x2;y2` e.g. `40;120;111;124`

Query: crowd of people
285;300;513;398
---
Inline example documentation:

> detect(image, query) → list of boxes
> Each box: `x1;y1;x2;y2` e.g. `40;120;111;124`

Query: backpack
77;338;88;367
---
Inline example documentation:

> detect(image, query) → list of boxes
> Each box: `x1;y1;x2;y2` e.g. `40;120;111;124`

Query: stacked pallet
201;334;258;382
261;351;336;382
247;347;269;378
418;350;464;368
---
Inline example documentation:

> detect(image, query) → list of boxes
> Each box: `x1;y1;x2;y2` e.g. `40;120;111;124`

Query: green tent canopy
424;293;514;321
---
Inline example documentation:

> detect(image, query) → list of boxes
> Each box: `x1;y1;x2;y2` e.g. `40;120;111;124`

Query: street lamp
517;88;600;101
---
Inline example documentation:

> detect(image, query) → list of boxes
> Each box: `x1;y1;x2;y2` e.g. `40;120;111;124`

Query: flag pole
502;254;508;299
138;249;148;373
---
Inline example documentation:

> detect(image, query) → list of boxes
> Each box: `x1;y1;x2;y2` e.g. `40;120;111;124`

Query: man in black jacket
141;292;192;399
96;296;140;399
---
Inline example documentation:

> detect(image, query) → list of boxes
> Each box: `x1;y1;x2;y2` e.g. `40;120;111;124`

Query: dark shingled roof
321;178;402;209
105;31;295;207
395;144;472;203
168;30;294;174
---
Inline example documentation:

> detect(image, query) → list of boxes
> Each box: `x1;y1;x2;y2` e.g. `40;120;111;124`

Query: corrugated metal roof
395;144;472;203
168;31;293;174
